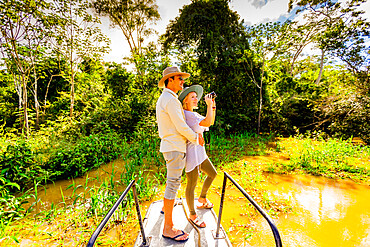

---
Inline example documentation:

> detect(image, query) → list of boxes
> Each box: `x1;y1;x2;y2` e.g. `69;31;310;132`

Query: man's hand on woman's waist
198;133;205;146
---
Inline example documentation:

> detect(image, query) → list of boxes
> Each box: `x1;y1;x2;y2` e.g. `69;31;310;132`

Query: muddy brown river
249;174;370;247
31;159;370;246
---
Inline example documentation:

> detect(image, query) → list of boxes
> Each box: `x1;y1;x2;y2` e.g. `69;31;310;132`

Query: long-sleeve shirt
156;88;198;153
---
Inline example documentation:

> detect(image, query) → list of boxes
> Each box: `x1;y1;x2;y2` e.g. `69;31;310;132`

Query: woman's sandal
190;216;206;228
196;200;213;209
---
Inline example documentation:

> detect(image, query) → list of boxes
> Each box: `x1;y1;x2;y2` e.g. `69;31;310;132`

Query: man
156;66;204;242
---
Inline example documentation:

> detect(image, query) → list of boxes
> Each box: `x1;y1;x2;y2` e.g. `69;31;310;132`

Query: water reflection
248;174;370;247
26;159;129;214
25;158;370;246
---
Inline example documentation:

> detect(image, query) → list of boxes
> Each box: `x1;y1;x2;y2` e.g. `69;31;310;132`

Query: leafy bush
0;140;42;225
326;93;370;145
0;141;44;192
47;130;123;180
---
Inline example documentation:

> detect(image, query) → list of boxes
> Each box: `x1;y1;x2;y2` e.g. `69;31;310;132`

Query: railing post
132;183;148;246
224;172;283;247
87;180;149;247
87;180;135;247
216;172;228;237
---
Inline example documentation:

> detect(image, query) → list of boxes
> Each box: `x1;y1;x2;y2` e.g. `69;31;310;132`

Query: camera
209;91;217;99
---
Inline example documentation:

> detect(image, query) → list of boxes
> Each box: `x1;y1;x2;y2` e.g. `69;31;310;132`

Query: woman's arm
211;100;216;125
199;94;215;127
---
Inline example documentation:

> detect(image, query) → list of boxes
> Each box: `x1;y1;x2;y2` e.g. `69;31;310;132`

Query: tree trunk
21;74;29;138
316;49;325;85
69;2;74;119
33;66;40;130
257;60;265;136
14;79;23;132
43;74;56;122
290;56;297;75
258;83;263;135
70;70;75;118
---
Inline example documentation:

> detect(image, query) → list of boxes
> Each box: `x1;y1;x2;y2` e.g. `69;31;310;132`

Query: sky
100;0;370;63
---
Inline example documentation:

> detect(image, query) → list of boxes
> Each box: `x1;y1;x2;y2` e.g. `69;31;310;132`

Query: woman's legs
185;167;198;216
185;167;206;227
199;158;217;202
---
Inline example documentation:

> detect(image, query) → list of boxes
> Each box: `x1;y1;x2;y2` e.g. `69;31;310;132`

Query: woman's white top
184;110;209;172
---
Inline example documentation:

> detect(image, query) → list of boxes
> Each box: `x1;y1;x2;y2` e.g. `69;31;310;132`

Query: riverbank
0;134;369;246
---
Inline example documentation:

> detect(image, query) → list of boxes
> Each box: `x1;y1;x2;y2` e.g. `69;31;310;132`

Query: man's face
168;75;184;93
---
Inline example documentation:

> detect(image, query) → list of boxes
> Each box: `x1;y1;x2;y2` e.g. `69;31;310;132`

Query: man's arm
166;98;203;145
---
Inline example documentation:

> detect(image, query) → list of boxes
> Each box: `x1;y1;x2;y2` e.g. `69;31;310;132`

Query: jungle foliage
0;0;369;227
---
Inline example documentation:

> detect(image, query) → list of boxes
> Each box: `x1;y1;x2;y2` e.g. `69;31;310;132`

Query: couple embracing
156;66;217;242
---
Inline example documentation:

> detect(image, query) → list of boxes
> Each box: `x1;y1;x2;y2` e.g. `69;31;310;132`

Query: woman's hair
182;93;191;110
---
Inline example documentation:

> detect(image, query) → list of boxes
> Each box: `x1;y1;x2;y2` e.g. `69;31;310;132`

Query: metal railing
86;180;149;247
216;171;283;247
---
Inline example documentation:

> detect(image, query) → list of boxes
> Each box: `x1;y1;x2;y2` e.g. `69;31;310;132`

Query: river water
29;159;370;246
247;174;370;247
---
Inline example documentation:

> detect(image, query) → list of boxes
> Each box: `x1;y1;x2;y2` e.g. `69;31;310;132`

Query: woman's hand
204;93;213;106
200;93;216;127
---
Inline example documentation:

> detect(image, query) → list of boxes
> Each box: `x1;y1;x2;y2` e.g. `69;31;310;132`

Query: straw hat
178;85;203;104
158;66;190;88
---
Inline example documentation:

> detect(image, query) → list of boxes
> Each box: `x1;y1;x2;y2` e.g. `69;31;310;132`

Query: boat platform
87;176;282;247
134;199;232;246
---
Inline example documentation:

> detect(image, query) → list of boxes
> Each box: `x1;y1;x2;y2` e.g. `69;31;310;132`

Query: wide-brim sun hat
158;66;190;88
178;85;203;104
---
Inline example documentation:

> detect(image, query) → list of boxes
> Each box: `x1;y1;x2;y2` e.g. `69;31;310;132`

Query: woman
178;85;217;228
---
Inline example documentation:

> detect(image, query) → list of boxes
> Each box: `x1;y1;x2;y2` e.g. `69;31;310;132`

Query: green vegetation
267;135;370;182
0;169;147;246
1;130;369;245
1;0;369;245
0;132;275;245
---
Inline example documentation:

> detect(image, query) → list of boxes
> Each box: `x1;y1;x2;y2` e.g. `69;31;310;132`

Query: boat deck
134;199;232;246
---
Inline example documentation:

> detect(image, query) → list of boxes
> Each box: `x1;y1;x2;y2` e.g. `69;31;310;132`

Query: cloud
250;9;297;25
276;7;298;23
249;0;271;9
231;0;290;25
102;0;294;62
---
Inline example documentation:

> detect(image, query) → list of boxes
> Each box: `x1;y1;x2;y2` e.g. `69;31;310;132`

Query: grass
0;131;164;245
0;161;151;246
207;131;272;166
218;158;292;243
266;136;370;183
1;132;369;246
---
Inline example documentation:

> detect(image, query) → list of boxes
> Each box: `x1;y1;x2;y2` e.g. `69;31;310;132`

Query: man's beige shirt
156;88;198;153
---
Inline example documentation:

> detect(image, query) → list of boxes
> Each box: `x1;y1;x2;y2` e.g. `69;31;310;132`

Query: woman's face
184;92;198;110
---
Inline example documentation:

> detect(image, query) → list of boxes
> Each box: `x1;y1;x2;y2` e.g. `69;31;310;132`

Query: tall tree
241;22;288;134
162;0;248;77
92;0;160;71
50;0;110;118
280;21;322;76
162;0;261;133
288;0;370;84
0;0;54;136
